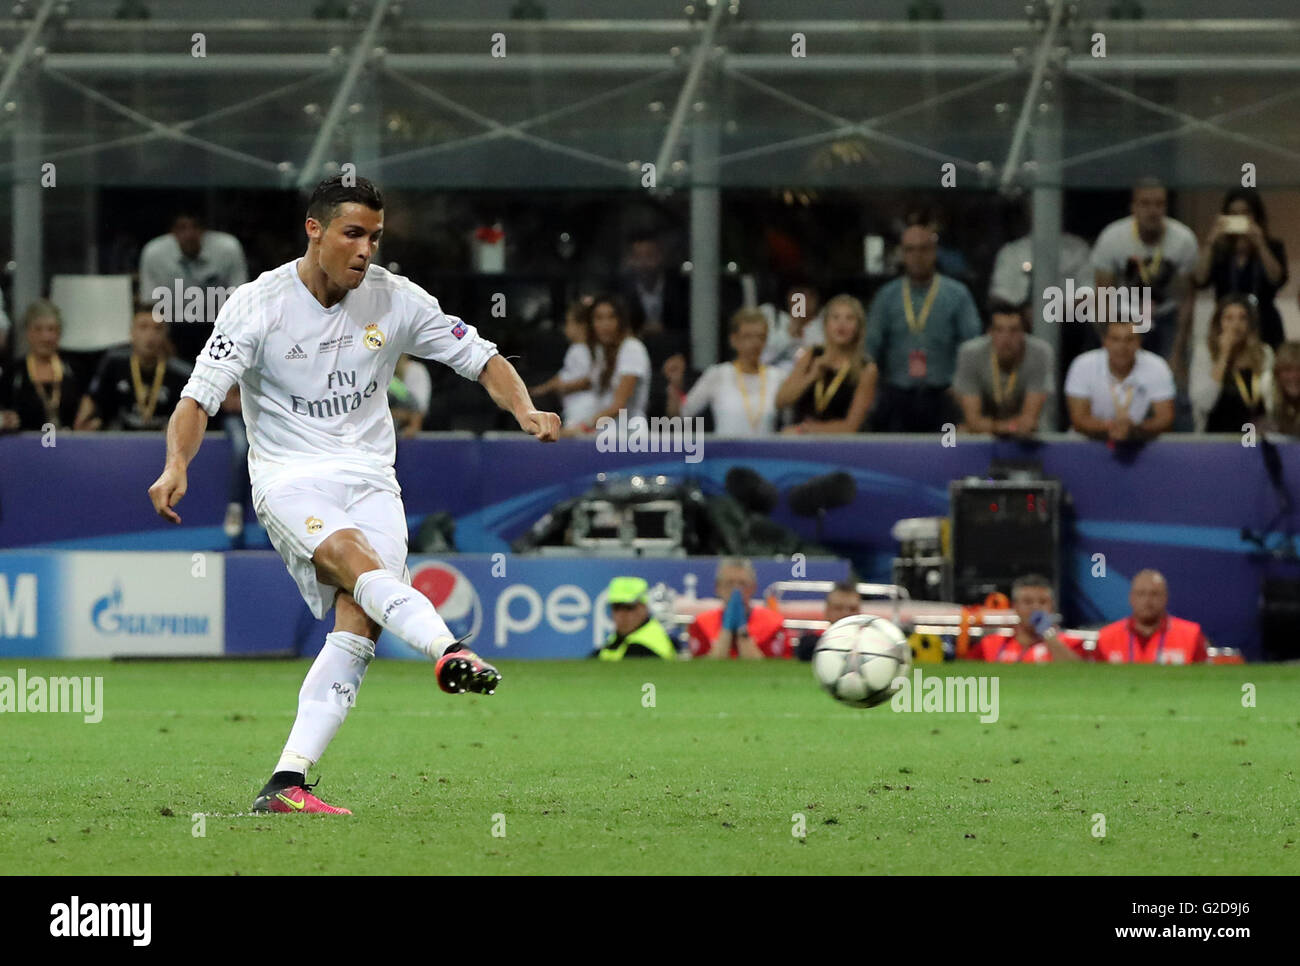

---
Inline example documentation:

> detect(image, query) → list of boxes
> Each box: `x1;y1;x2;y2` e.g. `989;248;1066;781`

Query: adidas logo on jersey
285;344;309;360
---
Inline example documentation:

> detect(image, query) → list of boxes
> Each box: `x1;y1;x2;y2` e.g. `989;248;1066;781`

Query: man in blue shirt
867;225;982;432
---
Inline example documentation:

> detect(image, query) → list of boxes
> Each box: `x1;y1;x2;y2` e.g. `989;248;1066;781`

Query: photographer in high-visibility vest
593;577;678;660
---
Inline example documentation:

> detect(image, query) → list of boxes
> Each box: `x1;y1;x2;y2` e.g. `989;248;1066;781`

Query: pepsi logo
410;562;482;646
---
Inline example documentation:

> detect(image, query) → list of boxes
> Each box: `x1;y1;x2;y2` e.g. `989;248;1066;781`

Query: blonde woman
776;293;877;434
1266;341;1300;437
1189;294;1273;433
664;308;780;435
0;300;83;431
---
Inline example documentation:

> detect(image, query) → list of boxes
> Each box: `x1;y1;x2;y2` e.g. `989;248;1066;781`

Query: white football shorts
255;476;410;620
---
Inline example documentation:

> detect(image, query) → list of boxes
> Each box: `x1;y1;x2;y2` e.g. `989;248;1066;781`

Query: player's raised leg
313;527;501;694
251;592;376;815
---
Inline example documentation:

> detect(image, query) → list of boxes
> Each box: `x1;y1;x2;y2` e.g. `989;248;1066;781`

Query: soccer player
147;176;560;814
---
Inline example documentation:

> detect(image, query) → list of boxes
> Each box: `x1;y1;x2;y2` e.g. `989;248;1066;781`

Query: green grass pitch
2;658;1296;875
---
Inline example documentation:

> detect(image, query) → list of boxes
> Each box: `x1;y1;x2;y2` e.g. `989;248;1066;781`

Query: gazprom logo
91;583;209;636
0;573;37;638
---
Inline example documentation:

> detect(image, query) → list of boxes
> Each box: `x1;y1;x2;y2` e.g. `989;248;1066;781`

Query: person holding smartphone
1194;188;1288;349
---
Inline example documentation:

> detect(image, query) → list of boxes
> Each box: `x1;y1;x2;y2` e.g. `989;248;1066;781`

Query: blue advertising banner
0;552;64;657
227;553;850;660
4;433;1298;656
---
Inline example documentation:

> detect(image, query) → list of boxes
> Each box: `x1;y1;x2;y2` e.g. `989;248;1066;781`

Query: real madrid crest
305;516;323;534
363;323;385;350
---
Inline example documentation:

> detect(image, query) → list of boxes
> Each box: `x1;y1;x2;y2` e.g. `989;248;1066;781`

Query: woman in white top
529;299;598;428
663;308;781;435
1189;294;1273;433
570;294;650;434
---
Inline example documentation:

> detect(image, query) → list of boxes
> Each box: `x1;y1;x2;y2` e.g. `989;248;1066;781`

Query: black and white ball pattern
206;334;234;360
812;615;912;708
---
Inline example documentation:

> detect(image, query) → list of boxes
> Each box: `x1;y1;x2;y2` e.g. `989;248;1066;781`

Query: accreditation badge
908;348;928;381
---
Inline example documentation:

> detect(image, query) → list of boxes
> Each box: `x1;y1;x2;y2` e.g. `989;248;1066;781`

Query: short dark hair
171;210;203;229
1011;573;1052;596
306;174;384;228
827;580;861;600
988;297;1028;319
1132;176;1165;197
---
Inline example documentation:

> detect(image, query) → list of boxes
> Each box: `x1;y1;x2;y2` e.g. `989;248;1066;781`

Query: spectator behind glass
776;294;878;434
389;354;432;438
1094;569;1210;664
1065;320;1176;444
617;234;686;335
795;581;863;662
76;304;193;431
962;574;1082;663
687;558;791;660
529;298;598;429
760;279;824;369
1090;178;1198;382
0;287;11;358
0;299;84;433
664;308;781;435
1189;295;1273;433
1266;341;1300;437
866;225;981;432
953;300;1054;437
1194;188;1287;349
138;209;248;366
571;294;650;434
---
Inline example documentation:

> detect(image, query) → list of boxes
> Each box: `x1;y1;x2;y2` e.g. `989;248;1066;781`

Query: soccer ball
812;615;912;708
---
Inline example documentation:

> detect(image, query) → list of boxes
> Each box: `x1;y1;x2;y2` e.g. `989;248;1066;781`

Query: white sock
275;631;374;774
352;568;455;660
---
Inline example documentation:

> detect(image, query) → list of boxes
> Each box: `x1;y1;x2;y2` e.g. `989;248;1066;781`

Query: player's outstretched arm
147;397;209;524
478;354;560;442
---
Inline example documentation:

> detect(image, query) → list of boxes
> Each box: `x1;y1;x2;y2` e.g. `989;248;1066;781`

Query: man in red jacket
964;574;1084;663
687;558;791;659
1096;569;1209;664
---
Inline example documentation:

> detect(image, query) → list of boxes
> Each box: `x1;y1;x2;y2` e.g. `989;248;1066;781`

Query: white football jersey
180;258;498;499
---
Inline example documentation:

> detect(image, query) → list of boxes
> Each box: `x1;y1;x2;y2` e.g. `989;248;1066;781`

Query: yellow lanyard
1232;368;1261;409
902;276;940;335
130;355;166;425
732;362;768;431
26;354;64;423
1108;373;1134;419
989;353;1019;409
813;358;852;415
1131;218;1163;285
